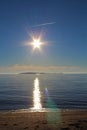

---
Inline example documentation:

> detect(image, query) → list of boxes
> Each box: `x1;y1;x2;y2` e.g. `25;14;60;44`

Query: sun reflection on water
32;77;42;110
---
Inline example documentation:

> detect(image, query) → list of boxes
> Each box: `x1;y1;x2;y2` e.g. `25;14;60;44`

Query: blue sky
0;0;87;73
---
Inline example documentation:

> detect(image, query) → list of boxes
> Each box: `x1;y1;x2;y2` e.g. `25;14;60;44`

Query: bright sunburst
23;32;46;51
32;38;42;49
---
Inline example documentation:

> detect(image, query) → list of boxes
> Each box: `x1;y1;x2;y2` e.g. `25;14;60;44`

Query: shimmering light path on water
32;77;42;110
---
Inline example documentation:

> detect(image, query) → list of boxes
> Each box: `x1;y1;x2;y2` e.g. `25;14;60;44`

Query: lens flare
32;78;42;110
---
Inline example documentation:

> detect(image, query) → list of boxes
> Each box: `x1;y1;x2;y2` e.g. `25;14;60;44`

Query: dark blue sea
0;74;87;110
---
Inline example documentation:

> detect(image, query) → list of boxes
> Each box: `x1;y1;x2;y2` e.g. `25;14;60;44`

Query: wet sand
0;109;87;130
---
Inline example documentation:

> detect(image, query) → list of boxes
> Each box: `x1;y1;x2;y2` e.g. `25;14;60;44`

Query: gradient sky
0;0;87;73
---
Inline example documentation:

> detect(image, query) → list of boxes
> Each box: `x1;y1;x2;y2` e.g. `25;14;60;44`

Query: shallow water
0;74;87;110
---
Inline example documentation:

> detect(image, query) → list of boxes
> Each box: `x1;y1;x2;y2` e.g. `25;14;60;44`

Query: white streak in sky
32;22;56;27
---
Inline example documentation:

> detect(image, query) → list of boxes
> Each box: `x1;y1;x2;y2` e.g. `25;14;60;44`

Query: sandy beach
0;109;87;130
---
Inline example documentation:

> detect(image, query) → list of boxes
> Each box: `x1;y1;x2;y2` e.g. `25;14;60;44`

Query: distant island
19;72;64;75
20;72;45;74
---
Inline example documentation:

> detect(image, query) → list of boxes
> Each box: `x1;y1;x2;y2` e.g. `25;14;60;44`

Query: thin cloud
0;65;86;73
32;22;56;27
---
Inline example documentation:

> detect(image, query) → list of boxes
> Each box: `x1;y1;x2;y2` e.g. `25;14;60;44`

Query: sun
24;32;45;51
32;39;42;49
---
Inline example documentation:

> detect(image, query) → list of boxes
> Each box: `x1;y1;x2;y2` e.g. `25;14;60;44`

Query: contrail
32;22;56;27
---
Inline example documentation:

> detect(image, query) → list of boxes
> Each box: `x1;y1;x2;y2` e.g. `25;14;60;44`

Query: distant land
20;72;46;74
19;72;64;75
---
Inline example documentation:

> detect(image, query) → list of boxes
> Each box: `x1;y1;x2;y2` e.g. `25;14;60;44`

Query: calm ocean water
0;74;87;110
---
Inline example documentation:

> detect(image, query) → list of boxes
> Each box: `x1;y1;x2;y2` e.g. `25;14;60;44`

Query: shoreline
0;108;87;113
0;109;87;130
